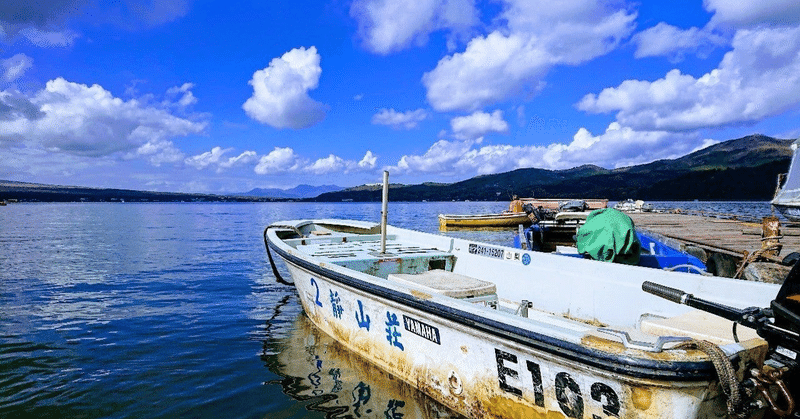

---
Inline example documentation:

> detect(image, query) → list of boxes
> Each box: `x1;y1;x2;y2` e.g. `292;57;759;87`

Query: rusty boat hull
265;219;780;419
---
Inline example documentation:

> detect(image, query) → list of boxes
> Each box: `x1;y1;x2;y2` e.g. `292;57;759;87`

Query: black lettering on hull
555;372;584;418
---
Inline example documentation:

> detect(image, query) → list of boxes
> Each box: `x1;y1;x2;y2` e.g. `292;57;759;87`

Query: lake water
0;201;781;418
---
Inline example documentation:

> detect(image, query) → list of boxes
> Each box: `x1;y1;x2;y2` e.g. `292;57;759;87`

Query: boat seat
388;270;498;305
639;309;761;345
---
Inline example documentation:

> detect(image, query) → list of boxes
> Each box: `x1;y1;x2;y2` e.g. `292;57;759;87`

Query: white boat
772;139;800;222
264;218;800;419
613;199;653;213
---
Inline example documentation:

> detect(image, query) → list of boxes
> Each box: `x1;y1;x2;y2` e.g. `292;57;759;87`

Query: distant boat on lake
772;138;800;222
437;212;531;229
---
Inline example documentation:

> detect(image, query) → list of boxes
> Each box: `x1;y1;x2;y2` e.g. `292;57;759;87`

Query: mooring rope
733;243;784;279
263;225;296;286
677;339;748;418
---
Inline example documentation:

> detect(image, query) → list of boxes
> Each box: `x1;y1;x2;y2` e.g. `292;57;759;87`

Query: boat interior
274;220;775;352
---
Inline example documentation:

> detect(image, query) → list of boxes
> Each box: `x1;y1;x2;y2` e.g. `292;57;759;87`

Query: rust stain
580;334;711;361
631;386;653;410
481;394;561;419
410;289;433;300
461;345;468;354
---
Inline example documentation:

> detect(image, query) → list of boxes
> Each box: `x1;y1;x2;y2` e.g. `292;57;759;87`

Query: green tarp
576;208;641;265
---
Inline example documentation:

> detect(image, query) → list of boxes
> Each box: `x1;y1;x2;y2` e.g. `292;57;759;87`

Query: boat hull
773;203;800;222
265;220;779;419
272;250;741;419
438;213;531;229
521;198;608;211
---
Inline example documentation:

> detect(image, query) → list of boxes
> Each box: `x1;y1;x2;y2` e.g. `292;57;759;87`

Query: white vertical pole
381;170;389;254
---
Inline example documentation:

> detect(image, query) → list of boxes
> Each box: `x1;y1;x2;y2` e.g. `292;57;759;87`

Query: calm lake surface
0;201;781;418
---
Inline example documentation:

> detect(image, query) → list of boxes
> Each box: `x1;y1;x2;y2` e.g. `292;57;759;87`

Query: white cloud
307;151;379;174
706;0;800;29
391;139;476;175
307;154;347;175
579;25;800;131
166;82;197;108
390;123;706;178
2;53;33;81
423;0;636;112
0;77;206;158
253;147;377;176
242;46;327;129
371;108;428;129
222;150;258;169
359;150;377;169
633;23;725;60
134;139;185;166
450;110;509;140
254;147;305;174
184;147;258;172
541;123;696;169
185;146;230;170
350;0;478;54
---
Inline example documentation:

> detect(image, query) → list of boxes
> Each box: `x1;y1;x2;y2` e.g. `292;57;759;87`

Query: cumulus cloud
184;146;258;172
392;139;476;175
579;26;800;131
166;83;197;108
540;123;696;169
423;0;636;112
706;0;800;29
633;23;725;60
350;0;478;54
307;154;348;175
371;108;428;129
242;46;327;129
390;123;706;177
2;53;33;81
631;1;800;61
307;151;379;174
450;110;509;140
253;146;378;175
0;77;206;160
133;139;184;166
254;147;305;174
184;146;230;170
359;150;377;169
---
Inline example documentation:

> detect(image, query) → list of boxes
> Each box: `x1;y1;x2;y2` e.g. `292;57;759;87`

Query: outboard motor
644;263;800;417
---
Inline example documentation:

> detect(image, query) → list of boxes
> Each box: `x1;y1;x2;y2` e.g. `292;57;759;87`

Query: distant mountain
0;180;279;203
313;134;794;202
242;184;343;199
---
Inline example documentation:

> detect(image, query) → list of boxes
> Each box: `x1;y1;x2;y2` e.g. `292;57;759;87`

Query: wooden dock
628;212;800;277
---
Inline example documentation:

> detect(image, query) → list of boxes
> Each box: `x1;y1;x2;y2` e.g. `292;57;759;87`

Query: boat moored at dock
437;212;531;229
264;217;800;419
773;138;800;222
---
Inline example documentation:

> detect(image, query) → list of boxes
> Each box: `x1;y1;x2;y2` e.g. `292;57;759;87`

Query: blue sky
2;0;800;193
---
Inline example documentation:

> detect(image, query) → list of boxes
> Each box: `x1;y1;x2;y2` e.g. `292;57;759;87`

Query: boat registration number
468;243;505;259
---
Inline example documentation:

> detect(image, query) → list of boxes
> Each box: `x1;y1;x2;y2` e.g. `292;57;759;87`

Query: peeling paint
631;386;652;410
411;289;433;300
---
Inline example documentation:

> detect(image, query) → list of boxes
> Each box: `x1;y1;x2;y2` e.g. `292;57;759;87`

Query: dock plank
628;212;800;259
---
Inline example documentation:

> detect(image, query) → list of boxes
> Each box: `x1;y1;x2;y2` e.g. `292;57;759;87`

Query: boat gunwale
265;222;721;382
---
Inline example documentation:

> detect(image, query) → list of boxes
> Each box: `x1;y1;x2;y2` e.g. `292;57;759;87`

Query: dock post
381;171;389;254
761;216;782;258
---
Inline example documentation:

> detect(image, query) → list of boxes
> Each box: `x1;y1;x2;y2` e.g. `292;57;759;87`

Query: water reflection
262;313;464;419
